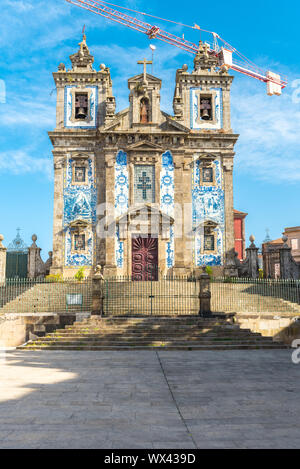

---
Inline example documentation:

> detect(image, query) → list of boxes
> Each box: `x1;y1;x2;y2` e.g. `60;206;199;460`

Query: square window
74;234;85;251
134;165;155;203
74;167;86;183
202;167;213;183
204;233;215;251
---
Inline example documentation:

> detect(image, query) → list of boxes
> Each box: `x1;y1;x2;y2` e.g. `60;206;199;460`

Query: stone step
18;344;289;351
48;332;262;339
31;339;275;347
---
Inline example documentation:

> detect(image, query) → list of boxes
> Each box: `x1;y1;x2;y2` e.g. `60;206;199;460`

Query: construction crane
65;0;287;95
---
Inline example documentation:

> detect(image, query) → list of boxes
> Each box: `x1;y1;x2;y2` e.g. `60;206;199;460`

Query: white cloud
0;100;55;127
0;150;52;178
231;75;300;183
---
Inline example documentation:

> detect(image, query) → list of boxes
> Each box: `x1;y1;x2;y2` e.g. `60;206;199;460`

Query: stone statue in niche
140;98;150;123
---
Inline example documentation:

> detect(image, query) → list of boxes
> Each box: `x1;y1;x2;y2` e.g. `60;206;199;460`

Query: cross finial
137;58;152;84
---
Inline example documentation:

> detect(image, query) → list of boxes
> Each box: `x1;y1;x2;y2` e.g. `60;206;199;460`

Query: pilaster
50;152;65;275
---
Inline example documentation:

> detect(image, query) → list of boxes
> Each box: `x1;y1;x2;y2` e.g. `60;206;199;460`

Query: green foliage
205;266;213;278
75;267;85;282
259;269;264;279
45;273;63;283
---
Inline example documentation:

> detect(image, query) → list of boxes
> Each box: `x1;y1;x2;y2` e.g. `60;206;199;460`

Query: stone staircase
18;316;289;351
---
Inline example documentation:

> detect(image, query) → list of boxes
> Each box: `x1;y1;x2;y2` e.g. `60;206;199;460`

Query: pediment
128;73;162;85
125;140;164;152
116;204;174;225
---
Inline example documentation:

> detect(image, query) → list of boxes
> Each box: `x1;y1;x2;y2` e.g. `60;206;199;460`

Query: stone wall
236;313;300;345
0;313;81;347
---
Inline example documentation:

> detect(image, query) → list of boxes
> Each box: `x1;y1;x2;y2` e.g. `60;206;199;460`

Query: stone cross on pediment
137;58;153;84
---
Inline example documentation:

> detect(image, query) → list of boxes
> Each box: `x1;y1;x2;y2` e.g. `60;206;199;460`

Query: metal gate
263;248;281;279
6;252;28;279
103;276;199;315
6;229;28;279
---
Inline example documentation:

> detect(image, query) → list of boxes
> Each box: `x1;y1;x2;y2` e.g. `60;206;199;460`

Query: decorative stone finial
100;63;106;71
193;41;219;72
0;234;4;248
58;63;66;72
31;234;38;248
249;235;256;248
95;265;104;279
282;235;288;246
182;64;188;72
69;33;94;72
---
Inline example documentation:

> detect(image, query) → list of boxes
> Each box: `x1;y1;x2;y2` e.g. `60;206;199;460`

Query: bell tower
173;41;233;131
53;33;116;130
49;33;117;277
172;42;238;274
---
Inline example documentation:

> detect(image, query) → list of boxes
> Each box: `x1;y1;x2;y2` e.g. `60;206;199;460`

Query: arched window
140;97;150;123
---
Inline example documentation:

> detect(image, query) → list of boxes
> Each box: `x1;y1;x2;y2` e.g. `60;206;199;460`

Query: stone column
51;153;65;275
198;269;211;317
28;235;46;279
103;153;117;277
92;265;104;315
223;157;237;276
245;235;259;279
0;235;7;284
280;236;300;280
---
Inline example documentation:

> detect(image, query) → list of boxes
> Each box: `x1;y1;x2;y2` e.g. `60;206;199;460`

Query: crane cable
90;0;215;34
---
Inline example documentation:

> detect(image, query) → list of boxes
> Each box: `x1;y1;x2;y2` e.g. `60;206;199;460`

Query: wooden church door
132;235;158;281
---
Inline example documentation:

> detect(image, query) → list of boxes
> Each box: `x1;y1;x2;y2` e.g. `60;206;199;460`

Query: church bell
76;107;87;119
201;109;210;120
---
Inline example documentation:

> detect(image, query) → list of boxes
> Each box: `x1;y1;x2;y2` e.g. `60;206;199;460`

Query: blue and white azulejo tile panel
160;151;175;268
190;87;223;130
115;151;129;268
64;157;96;267
64;86;98;129
192;157;225;266
65;229;93;267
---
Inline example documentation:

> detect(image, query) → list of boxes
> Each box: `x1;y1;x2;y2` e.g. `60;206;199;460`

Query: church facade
49;35;239;279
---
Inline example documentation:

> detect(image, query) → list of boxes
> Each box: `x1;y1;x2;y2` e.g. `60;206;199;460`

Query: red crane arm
65;0;287;94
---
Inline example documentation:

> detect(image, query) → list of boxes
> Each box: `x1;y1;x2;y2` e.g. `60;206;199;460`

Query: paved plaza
0;349;299;449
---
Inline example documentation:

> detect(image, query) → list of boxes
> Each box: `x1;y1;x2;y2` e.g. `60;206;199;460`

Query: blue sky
0;0;299;258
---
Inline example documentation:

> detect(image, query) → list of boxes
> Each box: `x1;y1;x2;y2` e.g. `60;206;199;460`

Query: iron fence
211;277;300;314
103;275;199;315
1;276;300;317
0;278;93;314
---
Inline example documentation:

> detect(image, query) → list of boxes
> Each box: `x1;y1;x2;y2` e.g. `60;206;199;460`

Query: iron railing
1;276;300;316
103;275;199;316
0;278;93;314
211;277;300;314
